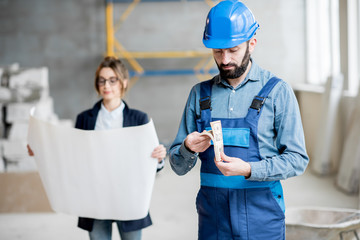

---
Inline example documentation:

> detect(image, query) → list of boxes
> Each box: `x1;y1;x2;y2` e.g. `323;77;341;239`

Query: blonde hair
94;56;129;97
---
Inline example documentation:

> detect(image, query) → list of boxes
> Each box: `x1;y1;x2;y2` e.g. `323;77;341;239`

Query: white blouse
95;101;125;130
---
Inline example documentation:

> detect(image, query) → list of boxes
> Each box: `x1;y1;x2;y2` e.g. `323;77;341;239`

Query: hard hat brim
203;37;248;49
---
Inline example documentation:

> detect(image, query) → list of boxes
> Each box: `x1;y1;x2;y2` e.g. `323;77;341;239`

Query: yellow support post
194;56;211;71
106;1;115;57
127;51;212;59
114;0;141;31
204;57;215;72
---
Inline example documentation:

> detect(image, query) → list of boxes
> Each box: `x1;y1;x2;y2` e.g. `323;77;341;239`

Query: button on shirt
169;60;309;181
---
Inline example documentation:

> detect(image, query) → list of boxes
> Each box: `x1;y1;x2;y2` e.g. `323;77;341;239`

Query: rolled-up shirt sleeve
169;86;200;176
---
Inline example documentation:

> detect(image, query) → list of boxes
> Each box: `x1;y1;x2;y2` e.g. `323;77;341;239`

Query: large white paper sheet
27;112;159;220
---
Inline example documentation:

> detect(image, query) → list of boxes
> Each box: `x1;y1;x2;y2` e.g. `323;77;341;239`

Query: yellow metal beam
106;2;115;56
114;0;141;32
127;75;140;91
204;56;215;72
194;56;211;71
205;0;217;7
107;0;218;82
114;40;144;74
113;51;212;59
195;74;206;82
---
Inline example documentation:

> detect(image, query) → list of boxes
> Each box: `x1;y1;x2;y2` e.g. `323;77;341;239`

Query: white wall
296;89;355;173
244;0;306;86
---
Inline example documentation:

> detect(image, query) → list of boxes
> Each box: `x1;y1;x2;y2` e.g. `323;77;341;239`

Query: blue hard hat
203;0;259;49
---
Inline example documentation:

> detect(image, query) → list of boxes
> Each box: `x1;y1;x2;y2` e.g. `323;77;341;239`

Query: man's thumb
220;151;230;162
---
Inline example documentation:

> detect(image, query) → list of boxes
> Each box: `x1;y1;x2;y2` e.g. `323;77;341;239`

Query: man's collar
245;59;261;82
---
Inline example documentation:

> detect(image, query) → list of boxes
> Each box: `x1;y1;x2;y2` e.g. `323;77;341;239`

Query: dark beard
217;43;251;80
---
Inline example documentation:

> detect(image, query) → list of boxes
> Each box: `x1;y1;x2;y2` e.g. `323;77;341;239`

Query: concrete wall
0;0;105;119
0;0;306;145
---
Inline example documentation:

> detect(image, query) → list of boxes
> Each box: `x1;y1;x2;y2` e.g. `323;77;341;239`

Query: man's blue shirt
169;60;309;181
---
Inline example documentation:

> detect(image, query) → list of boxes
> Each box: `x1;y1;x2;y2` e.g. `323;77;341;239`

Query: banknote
201;120;224;161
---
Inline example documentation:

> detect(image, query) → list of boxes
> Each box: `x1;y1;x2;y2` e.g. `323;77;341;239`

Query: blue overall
196;77;286;240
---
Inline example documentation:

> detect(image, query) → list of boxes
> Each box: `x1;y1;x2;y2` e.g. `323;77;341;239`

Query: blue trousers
89;219;142;240
196;186;285;240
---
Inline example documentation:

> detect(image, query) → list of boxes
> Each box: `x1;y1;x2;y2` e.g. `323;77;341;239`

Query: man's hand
215;152;251;178
184;131;211;153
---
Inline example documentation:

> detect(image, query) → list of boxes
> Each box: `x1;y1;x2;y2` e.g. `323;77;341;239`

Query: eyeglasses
97;77;119;86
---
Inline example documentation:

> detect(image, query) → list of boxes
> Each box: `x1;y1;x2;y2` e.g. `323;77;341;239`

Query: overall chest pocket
206;127;250;148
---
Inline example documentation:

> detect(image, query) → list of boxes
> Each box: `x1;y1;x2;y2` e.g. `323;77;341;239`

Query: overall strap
246;77;282;120
199;79;214;124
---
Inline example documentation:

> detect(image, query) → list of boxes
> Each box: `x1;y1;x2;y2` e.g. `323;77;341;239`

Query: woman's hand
151;144;166;163
27;144;34;156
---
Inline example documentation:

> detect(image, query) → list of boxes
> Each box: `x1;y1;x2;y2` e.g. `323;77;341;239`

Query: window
306;0;360;95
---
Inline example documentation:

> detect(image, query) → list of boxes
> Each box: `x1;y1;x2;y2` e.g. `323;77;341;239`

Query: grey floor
0;159;358;240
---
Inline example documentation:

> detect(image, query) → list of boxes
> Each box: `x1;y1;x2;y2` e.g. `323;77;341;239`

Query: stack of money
201;120;224;161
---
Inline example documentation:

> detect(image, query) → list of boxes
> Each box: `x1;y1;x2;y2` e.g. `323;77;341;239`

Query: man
169;1;309;239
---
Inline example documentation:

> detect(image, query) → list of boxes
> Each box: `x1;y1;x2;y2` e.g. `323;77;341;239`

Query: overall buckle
200;96;211;110
250;96;266;113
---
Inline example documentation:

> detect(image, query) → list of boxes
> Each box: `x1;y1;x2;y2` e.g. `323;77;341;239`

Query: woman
28;56;166;240
76;56;166;240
